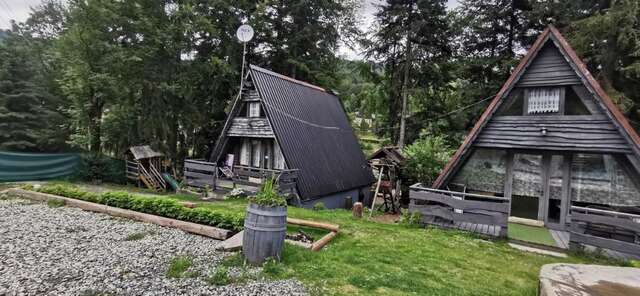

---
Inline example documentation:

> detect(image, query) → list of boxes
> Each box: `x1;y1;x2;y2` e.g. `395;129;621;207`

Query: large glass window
571;154;640;206
450;149;507;196
511;154;543;220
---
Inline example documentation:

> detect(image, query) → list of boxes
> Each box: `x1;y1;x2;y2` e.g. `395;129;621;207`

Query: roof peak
248;64;328;93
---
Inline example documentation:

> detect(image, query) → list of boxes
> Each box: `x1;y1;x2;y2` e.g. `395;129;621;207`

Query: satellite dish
236;24;254;43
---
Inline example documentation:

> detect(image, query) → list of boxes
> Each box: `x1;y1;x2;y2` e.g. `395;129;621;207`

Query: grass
47;199;66;208
165;194;622;296
166;256;195;278
40;181;625;296
206;267;231;286
508;223;557;247
124;232;149;241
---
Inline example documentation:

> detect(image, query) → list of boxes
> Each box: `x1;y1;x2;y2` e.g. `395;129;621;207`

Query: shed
125;145;167;191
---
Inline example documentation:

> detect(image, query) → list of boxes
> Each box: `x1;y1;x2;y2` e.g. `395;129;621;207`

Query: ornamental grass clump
249;178;286;207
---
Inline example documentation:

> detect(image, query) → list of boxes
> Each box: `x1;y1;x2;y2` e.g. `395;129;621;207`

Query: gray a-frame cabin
203;65;374;209
412;26;640;243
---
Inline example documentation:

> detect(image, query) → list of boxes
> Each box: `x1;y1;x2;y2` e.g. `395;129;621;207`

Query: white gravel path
0;198;307;296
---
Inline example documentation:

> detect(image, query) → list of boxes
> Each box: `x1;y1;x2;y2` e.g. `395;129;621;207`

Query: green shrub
35;184;244;232
250;178;286;207
312;202;326;211
399;209;422;227
403;136;454;185
73;154;127;184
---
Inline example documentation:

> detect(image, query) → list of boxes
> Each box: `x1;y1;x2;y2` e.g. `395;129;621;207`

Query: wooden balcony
228;165;298;194
227;117;274;138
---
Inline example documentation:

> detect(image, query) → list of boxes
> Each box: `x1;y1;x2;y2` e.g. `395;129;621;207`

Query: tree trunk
397;38;413;149
89;97;103;154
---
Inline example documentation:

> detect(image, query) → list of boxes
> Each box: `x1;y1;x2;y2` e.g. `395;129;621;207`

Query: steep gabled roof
433;25;640;188
249;65;375;200
128;145;163;160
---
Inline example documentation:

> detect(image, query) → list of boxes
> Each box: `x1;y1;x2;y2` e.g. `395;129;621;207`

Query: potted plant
242;178;287;265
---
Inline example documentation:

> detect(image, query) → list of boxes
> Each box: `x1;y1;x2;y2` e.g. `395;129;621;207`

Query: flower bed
31;184;244;232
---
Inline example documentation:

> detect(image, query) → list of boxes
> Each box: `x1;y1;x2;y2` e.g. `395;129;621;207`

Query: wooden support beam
287;217;339;232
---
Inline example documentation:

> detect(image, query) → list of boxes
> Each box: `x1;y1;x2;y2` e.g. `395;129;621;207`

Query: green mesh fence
0;151;80;182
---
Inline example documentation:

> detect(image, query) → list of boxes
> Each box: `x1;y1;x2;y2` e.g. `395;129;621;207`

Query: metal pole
239;42;247;95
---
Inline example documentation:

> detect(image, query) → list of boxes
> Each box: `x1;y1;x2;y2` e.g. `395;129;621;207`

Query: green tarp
0;151;80;182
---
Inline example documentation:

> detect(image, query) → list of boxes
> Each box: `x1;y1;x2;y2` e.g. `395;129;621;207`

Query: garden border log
6;188;231;240
286;217;339;232
311;231;337;251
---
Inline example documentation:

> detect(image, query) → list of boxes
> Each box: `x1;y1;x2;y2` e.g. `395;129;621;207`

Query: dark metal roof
249;64;375;200
128;145;163;160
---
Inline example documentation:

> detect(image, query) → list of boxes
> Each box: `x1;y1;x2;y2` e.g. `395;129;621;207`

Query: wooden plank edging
6;188;231;240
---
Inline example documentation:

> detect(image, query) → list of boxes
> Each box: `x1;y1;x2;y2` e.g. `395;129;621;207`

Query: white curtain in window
251;140;261;167
239;139;250;166
248;102;261;117
528;88;560;114
273;142;285;169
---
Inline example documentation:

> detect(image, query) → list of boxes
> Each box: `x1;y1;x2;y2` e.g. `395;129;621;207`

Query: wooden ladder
138;164;163;191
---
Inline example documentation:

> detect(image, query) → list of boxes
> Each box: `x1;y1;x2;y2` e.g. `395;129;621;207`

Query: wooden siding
227;117;274;138
242;89;261;102
476;115;632;153
517;43;581;87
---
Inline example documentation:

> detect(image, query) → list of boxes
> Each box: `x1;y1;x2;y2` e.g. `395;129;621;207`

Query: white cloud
0;0;46;29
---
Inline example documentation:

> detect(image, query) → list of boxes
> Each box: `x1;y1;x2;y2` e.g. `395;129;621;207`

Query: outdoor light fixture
541;127;547;136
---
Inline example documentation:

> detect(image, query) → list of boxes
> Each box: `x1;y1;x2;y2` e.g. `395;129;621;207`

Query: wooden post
369;166;385;218
352;202;363;219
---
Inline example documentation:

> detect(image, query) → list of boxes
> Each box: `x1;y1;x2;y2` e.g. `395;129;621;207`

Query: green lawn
166;195;618;296
16;181;623;296
508;223;557;247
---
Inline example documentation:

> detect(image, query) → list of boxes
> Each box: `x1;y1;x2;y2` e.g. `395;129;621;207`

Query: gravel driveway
0;198;307;296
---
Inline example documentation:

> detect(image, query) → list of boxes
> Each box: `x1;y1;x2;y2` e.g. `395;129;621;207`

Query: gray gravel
0;198;307;296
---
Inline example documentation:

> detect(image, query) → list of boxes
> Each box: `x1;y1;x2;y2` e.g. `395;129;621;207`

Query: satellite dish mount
236;24;254;94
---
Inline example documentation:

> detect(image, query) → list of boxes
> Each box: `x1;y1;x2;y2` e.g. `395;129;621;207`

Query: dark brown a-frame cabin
410;26;640;255
202;65;374;209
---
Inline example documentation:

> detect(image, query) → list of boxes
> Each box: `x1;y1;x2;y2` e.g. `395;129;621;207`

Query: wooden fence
233;165;298;195
568;206;640;257
184;159;217;188
409;185;510;237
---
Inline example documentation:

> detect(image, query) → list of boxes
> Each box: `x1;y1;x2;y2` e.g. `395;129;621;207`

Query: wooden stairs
138;163;166;191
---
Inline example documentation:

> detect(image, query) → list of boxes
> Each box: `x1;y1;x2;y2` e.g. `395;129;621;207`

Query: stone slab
539;263;640;296
509;243;567;258
217;230;244;251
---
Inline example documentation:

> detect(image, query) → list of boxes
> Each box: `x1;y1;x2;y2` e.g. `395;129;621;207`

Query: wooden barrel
242;203;287;265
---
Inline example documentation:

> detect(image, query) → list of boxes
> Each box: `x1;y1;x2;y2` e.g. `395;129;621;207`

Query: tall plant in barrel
243;178;287;265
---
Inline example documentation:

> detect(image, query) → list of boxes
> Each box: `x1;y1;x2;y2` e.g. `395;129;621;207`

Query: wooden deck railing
409;184;510;237
568;206;640;257
184;159;217;188
232;165;298;194
183;160;298;194
125;160;139;180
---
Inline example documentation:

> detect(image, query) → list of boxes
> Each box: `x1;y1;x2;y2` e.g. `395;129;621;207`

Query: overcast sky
0;0;459;59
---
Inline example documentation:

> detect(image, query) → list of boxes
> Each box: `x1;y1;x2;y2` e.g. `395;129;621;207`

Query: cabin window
564;87;591;115
497;89;524;116
273;142;285;170
571;154;640;207
251;140;261;167
263;140;273;169
450;148;507;196
248;102;261;117
511;154;544;220
526;87;562;114
239;139;250;166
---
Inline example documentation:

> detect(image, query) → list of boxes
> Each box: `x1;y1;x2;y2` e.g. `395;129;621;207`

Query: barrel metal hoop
244;221;287;232
247;207;287;217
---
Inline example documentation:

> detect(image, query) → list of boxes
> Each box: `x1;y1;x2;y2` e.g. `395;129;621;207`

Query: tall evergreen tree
367;0;450;147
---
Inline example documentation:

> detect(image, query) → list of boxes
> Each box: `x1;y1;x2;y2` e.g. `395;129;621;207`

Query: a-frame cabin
208;65;375;209
427;26;640;232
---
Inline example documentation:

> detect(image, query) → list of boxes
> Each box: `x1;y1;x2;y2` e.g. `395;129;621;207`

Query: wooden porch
409;185;510;238
183;159;298;195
